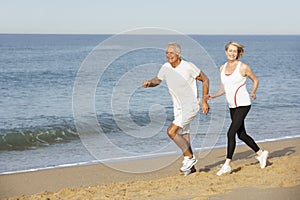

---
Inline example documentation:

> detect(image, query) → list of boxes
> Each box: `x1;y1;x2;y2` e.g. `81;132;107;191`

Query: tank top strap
221;62;228;74
236;61;242;70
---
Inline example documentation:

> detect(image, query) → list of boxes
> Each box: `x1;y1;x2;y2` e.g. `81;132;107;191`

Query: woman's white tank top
221;61;251;108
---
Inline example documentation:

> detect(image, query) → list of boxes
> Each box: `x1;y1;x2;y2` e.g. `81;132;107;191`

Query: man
142;43;210;173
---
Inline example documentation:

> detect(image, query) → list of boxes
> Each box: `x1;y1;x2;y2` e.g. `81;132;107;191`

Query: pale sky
0;0;299;34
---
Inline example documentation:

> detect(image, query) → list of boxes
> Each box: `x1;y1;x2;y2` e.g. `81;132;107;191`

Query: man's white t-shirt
157;60;201;112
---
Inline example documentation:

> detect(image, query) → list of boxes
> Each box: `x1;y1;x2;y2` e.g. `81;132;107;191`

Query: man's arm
196;71;210;114
142;77;161;88
196;71;209;98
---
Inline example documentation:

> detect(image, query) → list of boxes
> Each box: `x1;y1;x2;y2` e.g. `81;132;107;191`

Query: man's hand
142;77;161;88
201;101;210;115
142;80;150;88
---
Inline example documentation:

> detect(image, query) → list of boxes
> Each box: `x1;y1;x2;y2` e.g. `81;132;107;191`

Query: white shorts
173;104;200;134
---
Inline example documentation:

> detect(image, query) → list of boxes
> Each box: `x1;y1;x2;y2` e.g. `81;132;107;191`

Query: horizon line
0;33;299;36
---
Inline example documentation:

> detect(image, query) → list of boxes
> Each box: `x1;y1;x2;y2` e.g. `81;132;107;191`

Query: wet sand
1;138;299;200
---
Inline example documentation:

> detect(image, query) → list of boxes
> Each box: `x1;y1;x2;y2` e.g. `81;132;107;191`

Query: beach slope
1;138;299;200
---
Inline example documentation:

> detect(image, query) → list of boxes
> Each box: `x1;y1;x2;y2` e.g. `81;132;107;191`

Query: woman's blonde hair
225;41;245;59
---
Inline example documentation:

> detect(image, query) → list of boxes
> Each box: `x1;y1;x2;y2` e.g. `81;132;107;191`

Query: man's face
166;46;180;66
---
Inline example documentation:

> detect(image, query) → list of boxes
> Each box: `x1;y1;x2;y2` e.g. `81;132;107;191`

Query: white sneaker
184;167;197;176
180;155;197;172
216;164;232;176
256;150;269;168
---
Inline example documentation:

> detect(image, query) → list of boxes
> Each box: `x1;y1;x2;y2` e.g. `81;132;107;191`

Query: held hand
202;101;210;115
250;93;257;100
204;94;213;101
142;80;150;88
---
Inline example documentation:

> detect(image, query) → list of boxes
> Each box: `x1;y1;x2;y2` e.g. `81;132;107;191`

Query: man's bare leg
182;133;196;173
167;123;193;157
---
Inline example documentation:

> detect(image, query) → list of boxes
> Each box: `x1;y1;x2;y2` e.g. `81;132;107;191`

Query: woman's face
226;44;238;61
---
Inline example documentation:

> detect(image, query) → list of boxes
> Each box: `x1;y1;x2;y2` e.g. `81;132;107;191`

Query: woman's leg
235;109;269;168
227;106;251;160
217;106;251;176
237;121;260;153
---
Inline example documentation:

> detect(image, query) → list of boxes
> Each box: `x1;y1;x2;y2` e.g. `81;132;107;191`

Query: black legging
227;105;260;159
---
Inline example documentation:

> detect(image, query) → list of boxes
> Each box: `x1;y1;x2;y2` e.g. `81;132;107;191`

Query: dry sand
1;138;299;200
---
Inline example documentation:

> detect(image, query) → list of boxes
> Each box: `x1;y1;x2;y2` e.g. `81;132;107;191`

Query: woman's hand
204;94;213;101
250;93;257;100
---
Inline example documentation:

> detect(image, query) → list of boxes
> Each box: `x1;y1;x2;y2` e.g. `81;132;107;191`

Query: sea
0;33;299;174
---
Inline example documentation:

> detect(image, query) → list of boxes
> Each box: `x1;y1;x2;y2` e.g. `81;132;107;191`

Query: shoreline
1;137;299;199
1;135;299;176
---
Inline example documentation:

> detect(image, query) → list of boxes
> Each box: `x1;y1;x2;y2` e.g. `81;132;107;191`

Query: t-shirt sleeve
157;65;166;81
189;62;201;78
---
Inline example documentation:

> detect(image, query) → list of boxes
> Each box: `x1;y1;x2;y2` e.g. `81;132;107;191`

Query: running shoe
184;167;197;176
216;164;232;176
180;155;197;172
256;150;269;168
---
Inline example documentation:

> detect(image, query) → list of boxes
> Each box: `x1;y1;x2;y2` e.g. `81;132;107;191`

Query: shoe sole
184;167;197;176
216;165;232;176
216;170;232;176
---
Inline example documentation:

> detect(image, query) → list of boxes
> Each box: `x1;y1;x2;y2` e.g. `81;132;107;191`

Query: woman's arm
241;63;259;100
209;83;225;99
205;65;225;100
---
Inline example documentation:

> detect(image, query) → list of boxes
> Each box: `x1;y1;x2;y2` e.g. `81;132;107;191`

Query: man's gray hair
167;42;181;54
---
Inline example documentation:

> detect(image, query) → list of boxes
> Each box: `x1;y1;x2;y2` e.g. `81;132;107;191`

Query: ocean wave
0;126;79;151
0;111;171;151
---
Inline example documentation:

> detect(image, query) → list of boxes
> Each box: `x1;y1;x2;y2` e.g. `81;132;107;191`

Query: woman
207;41;268;176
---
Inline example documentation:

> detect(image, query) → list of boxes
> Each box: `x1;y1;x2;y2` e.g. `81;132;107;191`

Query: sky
0;0;299;35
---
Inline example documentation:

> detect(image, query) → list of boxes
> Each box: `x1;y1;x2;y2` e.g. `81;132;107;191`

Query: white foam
0;150;177;175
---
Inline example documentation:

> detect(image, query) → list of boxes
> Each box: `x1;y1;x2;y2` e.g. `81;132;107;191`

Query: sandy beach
1;138;299;200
